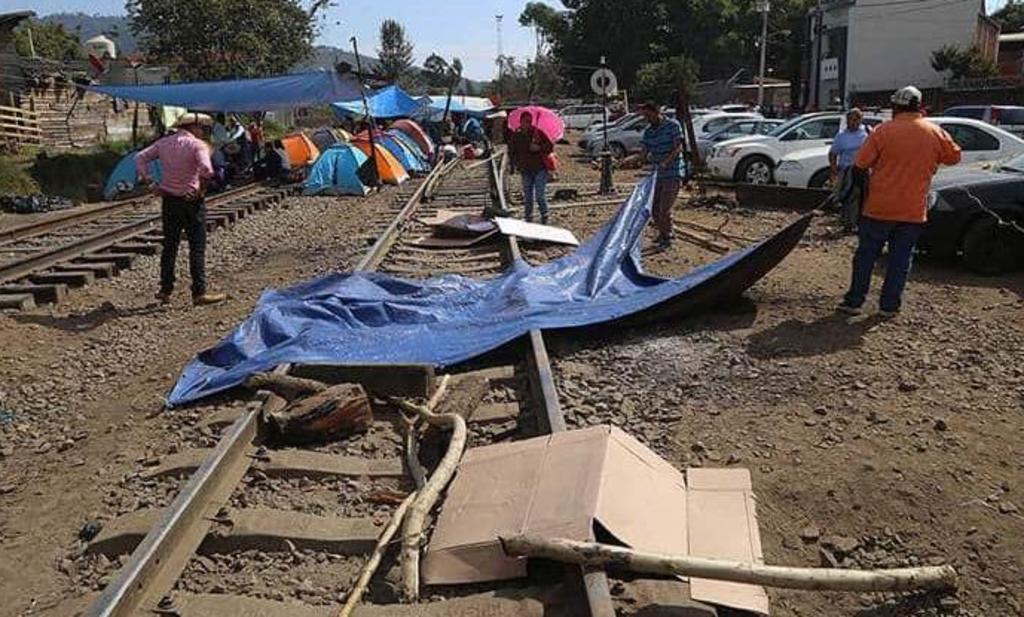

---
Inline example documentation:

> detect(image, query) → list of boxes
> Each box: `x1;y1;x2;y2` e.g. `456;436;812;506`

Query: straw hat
174;112;214;128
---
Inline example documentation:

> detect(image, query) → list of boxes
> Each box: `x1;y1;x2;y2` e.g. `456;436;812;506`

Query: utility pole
811;0;824;110
496;14;504;100
351;36;380;188
756;0;770;110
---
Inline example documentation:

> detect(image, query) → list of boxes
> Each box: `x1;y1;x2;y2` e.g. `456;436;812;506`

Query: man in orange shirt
838;86;961;317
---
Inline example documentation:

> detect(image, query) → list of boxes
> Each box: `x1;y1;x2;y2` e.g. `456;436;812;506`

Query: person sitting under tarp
462;115;485;145
253;141;291;181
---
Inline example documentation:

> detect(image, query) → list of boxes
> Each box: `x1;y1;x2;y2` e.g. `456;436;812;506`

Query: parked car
922;153;1024;274
696;119;785;161
706;112;883;184
692;111;764;136
774;117;1024;188
942;105;1024;138
714;104;753;113
578;113;639;150
585;114;650;158
558;104;609;130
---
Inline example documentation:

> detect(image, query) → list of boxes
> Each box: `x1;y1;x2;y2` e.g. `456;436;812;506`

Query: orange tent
280;133;321;168
352;139;409;185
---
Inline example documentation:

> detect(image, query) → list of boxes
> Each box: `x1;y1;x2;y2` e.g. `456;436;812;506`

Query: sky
19;0;564;80
16;0;1016;79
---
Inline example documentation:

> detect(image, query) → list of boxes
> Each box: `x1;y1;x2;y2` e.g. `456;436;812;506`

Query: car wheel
809;169;832;189
961;215;1024;275
736;155;773;184
610;142;627;159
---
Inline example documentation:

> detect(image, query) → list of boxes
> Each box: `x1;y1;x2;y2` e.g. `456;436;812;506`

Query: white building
805;0;998;107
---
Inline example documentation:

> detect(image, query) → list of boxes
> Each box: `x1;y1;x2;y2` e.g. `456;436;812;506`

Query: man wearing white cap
137;112;226;306
837;86;960;318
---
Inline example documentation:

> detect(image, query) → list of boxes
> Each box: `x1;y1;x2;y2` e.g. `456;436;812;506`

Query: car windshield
1000;153;1024;173
767;115;811;137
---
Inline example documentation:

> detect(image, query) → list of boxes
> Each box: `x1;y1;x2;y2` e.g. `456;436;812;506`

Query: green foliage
423;53;462;93
13;19;83;61
377;19;417;88
993;1;1024;33
931;45;999;80
127;0;319;80
0;157;40;197
30;142;133;202
486;55;567;102
634;54;699;103
518;0;812;95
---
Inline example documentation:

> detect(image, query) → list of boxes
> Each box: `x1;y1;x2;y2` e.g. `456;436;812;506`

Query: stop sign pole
592;57;618;195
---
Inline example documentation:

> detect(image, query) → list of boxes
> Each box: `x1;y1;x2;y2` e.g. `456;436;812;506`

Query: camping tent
303;144;370;196
418;95;494;121
280;133;320;168
376;132;427;174
309;126;344;152
331;85;424;119
351;140;409;185
103;150;163;200
389;119;434;157
387;129;429;164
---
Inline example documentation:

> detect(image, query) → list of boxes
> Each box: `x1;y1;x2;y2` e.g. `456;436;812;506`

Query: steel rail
84;166;444;617
0;195;154;246
0;184;269;286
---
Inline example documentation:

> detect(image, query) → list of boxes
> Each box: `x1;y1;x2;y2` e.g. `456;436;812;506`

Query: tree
931;45;998;80
13;19;83;61
993;1;1024;33
634;54;699;102
520;2;568;57
377;19;416;88
127;0;326;80
423;53;462;93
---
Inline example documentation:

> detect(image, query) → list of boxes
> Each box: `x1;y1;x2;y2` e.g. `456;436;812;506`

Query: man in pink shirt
137;112;226;305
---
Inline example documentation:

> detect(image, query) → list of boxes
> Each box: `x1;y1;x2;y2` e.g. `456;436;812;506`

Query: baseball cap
890;86;922;107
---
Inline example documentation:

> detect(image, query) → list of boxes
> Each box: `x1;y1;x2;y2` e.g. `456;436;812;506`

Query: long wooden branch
501;535;958;593
389;375;466;602
336;490;418;617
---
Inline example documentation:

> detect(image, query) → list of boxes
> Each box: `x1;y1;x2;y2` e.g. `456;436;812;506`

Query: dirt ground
1;135;1022;617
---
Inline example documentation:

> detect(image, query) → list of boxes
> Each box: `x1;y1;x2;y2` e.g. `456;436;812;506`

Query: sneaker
155;291;172;304
836;303;862;316
655;235;672;249
878;308;900;319
193;292;227;306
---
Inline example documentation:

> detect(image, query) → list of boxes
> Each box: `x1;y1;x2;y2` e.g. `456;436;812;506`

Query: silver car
696;119;785;161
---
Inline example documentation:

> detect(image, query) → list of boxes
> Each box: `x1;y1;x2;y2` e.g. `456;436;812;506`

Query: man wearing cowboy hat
137;112;227;306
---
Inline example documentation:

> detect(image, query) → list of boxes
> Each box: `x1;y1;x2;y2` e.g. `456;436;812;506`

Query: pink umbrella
508;105;564;143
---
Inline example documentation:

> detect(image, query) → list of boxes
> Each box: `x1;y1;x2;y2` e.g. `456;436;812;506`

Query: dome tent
303;144;371;196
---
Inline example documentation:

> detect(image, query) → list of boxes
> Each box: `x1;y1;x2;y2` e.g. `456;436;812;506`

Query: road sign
590;68;618;96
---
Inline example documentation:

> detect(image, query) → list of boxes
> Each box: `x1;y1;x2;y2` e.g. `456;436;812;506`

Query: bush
0;156;40;197
30;141;134;202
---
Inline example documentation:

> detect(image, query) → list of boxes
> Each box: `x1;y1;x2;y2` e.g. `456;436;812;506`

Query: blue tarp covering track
89;70;362;112
168;176;811;406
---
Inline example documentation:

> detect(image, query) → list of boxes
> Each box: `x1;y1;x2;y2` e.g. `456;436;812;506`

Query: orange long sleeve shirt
854;113;961;223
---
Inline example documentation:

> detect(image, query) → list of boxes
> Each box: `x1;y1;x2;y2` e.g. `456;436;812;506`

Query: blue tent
331;85;424;119
167;175;812;406
378;133;427;174
88;70;362;112
303;144;370;196
387;129;429;164
103;150;163;200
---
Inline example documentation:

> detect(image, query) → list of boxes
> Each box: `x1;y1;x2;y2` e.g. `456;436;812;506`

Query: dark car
922;154;1024;274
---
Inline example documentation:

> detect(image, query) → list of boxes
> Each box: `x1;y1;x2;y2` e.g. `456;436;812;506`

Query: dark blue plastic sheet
89;70;362;112
168;177;810;405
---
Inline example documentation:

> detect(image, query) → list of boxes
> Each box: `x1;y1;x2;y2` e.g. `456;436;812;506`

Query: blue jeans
521;169;549;221
844;216;924;312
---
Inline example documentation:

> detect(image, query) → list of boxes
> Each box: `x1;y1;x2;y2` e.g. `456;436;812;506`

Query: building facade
804;0;994;108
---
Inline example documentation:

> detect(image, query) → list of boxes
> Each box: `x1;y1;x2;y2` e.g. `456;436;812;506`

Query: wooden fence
0;104;41;147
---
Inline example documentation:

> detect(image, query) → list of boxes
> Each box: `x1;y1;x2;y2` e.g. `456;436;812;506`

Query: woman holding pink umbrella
508;108;560;225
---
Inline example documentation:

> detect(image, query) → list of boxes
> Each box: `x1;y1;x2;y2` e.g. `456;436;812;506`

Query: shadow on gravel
12;300;166;332
851;591;952;616
746;312;885;360
914;261;1024;301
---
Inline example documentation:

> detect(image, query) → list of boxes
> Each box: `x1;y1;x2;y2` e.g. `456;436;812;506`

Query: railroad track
0;183;295;311
66;153;622;617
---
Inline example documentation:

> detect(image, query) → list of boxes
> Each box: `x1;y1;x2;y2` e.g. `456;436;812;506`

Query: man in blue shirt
620;102;688;249
829;108;869;231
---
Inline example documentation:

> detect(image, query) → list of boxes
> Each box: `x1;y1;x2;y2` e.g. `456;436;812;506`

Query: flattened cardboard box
422;425;769;615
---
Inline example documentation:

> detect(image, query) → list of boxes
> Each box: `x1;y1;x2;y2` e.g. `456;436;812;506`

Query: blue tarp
417;95;494;121
331;85;424;119
303;144;369;196
103;150;162;200
168;175;810;406
88;70;362;112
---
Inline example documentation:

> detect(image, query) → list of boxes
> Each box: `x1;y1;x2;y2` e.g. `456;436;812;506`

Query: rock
998;502;1019;514
937;596;960;611
813;405;828;416
898;381;918;392
726;452;742;465
824;535;860;557
78;521;103;542
0;484;16;495
819;547;840;568
799;525;821;543
933;418;948;432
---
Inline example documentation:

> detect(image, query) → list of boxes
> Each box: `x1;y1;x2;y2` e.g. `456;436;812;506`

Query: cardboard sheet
422;425;768;614
493;217;580;246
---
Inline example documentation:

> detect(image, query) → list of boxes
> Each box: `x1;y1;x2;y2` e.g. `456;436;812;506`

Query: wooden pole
389;375;466;602
501;535;958;593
